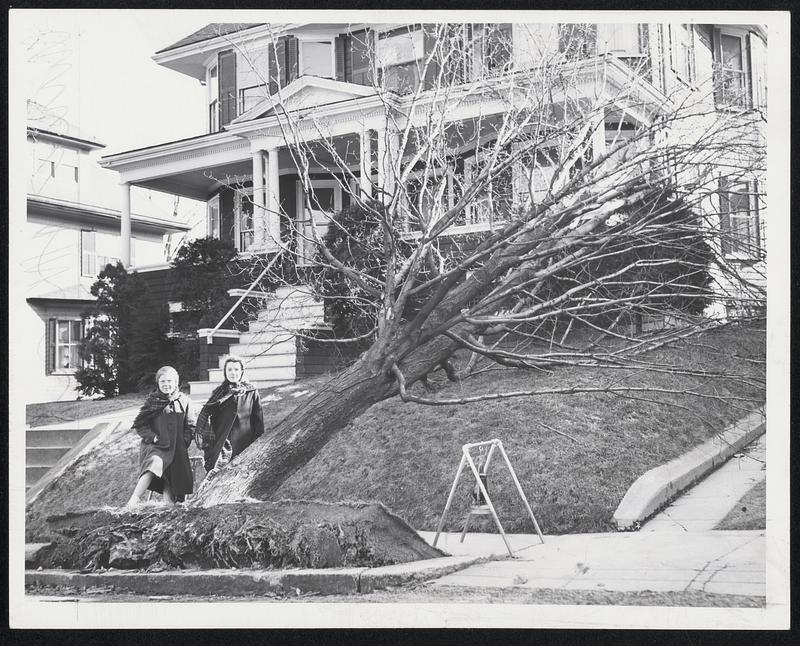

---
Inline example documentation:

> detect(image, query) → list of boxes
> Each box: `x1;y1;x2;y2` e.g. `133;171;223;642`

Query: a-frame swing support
432;439;545;557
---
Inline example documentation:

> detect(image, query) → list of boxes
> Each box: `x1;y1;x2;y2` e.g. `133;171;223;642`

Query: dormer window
299;39;334;79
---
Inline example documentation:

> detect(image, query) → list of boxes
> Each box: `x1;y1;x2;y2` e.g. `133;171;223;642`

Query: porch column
266;146;281;250
591;111;607;159
252;150;266;248
377;128;399;203
120;182;131;267
359;126;373;199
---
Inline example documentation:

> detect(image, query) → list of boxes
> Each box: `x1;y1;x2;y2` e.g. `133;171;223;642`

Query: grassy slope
274;324;765;534
715;479;766;530
27;325;764;538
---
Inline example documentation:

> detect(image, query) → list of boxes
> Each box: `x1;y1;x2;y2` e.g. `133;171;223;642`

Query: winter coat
200;387;264;472
135;392;196;498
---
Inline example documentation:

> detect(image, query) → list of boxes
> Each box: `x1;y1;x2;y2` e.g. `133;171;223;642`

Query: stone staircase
188;285;327;397
26;427;92;491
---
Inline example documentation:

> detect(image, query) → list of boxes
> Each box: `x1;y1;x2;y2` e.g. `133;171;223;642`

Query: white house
98;21;767;393
23;102;192;403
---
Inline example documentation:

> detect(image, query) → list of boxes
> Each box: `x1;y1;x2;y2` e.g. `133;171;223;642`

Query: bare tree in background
193;23;766;505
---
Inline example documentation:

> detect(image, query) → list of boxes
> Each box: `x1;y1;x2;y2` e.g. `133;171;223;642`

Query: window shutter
283;35;299;85
422;25;440;89
267;43;280;96
349;29;374;86
711;27;723;106
718;176;731;256
274;37;287;87
750;179;761;251
745;33;756;110
218;50;238;127
335;35;348;82
46;318;56;375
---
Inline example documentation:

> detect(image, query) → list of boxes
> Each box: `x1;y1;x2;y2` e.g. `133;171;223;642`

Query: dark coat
201;387;264;472
135;393;196;498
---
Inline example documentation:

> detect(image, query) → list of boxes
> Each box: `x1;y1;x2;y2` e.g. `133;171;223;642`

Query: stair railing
206;249;284;345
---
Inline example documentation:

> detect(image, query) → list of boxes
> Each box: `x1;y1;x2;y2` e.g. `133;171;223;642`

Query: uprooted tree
187;23;765;506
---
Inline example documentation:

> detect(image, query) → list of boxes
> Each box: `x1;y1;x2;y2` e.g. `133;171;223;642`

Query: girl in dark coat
126;366;196;506
195;356;264;485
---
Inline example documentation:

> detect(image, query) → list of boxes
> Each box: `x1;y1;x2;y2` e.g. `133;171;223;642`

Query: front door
295;180;342;265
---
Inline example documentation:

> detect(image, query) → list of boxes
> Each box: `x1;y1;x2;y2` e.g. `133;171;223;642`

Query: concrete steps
25;427;91;491
189;286;325;397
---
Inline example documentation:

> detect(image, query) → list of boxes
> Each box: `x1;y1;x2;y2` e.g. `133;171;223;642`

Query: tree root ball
30;500;445;572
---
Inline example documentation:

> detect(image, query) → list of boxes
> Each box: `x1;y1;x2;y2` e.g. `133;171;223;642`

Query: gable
231;77;377;124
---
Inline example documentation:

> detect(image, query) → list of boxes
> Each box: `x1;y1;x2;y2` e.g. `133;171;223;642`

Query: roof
156;23;266;54
27;195;192;234
26;100;103;148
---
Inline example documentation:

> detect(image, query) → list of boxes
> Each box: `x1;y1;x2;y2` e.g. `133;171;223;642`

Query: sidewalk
30;398;208;431
642;434;765;532
423;530;764;596
420;434;767;597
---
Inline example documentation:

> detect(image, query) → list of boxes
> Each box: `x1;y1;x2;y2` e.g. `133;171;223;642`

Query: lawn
26;323;765;539
27;393;146;427
715;480;766;530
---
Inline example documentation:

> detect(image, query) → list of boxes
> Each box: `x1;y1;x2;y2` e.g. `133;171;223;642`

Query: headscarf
132;366;182;429
194;356;255;448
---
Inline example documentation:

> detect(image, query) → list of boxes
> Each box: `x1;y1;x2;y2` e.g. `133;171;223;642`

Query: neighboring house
98;22;767;393
24;103;192;403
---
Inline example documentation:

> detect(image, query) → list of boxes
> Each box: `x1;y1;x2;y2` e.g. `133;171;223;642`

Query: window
670;24;695;83
597;24;643;56
208;63;219;132
377;26;424;92
516;148;558;206
714;30;749;109
208;195;221;239
81;230;120;276
300;40;334;78
719;180;761;258
238;84;268;113
235;189;256;252
46;318;84;374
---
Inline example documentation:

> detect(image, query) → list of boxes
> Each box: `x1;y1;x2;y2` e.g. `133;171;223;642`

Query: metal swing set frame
432;438;545;557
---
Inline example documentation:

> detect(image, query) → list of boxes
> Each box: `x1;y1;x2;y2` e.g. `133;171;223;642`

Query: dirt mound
29;500;444;572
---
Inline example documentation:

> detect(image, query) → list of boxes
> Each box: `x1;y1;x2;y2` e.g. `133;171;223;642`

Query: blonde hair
155;365;179;383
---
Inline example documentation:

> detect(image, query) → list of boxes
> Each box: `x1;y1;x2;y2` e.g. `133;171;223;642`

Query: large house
99;21;767;394
23;103;192;403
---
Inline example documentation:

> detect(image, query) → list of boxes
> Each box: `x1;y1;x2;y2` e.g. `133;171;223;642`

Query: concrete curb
25;555;493;597
612;407;765;530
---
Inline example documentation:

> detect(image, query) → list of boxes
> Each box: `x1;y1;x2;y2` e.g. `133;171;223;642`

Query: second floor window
714;30;750;110
81;230;122;277
670;24;695;83
208;63;219;132
300;39;334;78
377;26;424;93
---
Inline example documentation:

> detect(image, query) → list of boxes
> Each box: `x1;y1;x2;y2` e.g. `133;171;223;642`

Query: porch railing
205;249;284;344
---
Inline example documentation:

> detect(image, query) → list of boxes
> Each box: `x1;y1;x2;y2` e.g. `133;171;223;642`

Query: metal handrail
206;248;284;344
